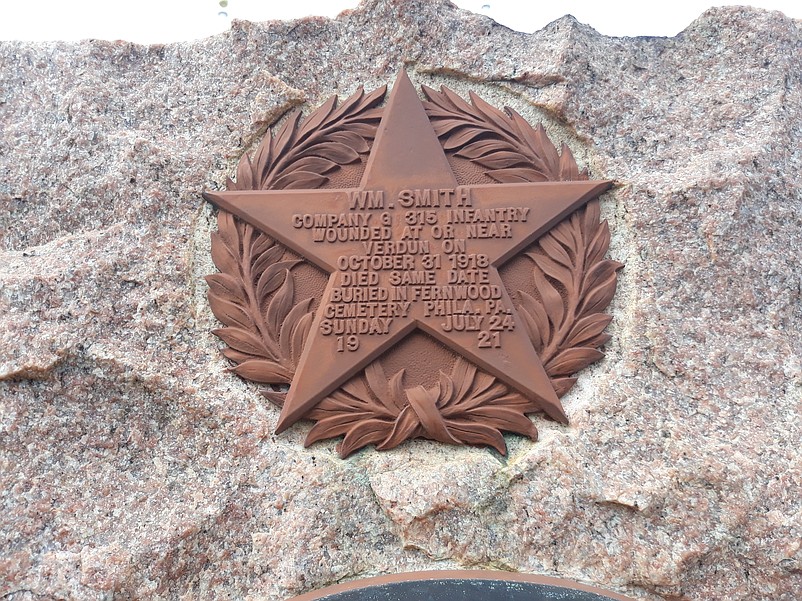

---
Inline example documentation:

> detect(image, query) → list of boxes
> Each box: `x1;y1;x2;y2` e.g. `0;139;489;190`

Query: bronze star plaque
203;69;621;457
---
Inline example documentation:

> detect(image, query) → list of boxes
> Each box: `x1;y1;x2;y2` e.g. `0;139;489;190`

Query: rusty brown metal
203;69;621;457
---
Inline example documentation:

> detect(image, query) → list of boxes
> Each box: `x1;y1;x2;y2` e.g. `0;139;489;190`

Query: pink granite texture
1;1;800;599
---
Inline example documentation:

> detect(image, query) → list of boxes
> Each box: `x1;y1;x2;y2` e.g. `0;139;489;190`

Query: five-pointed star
204;69;611;434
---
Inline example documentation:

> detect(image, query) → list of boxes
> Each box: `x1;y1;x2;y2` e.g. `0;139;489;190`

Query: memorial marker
204;69;621;456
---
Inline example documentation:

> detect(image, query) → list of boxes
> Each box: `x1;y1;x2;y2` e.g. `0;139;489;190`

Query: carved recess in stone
203;70;622;457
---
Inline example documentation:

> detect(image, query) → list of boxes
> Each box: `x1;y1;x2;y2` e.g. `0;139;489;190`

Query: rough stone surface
1;1;801;600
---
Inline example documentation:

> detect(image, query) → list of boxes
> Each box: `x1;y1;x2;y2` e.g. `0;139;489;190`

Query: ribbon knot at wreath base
203;69;622;458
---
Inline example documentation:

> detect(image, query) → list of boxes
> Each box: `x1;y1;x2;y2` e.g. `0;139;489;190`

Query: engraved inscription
299;187;527;351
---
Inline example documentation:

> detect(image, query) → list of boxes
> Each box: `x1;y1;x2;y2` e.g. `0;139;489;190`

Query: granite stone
1;1;800;600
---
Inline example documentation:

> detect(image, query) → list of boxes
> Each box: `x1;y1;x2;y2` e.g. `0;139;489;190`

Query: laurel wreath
422;85;623;398
208;81;620;457
207;85;386;385
301;358;539;458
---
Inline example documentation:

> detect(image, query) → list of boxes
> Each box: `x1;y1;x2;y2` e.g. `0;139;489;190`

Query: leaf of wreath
377;406;423;452
279;297;314;369
256;260;301;304
208;213;283;365
552;378;578;398
423;84;619;398
226;84;386;192
231;359;295;384
520;199;623;394
435;358;539;454
304;364;406;457
422;84;590;183
209;84;387;388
